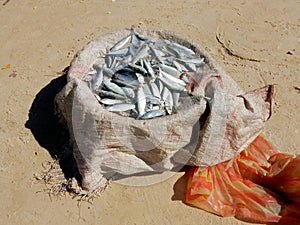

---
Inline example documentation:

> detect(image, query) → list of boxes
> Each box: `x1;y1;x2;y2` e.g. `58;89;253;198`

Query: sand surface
0;1;299;224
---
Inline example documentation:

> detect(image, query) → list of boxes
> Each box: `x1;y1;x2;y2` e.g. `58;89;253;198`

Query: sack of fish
55;28;273;192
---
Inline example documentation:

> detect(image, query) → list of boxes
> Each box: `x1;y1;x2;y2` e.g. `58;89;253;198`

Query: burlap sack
55;28;273;192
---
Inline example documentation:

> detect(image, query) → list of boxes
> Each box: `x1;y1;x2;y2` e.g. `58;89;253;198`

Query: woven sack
55;28;273;191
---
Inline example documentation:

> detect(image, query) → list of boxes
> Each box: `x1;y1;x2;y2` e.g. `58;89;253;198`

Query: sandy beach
0;1;299;224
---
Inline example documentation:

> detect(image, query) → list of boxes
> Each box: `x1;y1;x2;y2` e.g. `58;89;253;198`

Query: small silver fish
91;67;103;92
176;57;204;65
146;96;162;105
140;109;166;120
100;90;126;99
160;70;186;87
164;45;180;57
103;77;127;96
132;43;149;64
100;98;124;105
128;63;148;75
162;86;172;102
136;86;146;116
162;56;176;66
149;81;161;99
183;62;197;72
149;46;164;63
105;55;113;68
143;83;152;97
103;67;115;77
106;47;129;57
159;64;181;77
110;35;131;51
170;42;195;56
106;103;136;112
153;39;171;48
155;79;164;94
143;59;156;78
173;61;184;72
122;87;135;99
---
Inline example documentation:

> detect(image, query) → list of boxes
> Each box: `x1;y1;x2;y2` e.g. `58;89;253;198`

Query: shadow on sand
25;68;81;182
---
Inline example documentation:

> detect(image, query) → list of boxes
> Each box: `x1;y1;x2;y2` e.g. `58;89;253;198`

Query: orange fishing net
186;135;300;224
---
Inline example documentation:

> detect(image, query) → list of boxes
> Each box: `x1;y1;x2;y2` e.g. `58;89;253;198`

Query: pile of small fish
85;30;205;120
